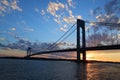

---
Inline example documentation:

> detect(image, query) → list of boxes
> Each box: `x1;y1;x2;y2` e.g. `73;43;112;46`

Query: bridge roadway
29;45;120;57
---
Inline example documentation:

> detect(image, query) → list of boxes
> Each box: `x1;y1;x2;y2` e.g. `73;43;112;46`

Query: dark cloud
93;7;101;15
86;30;119;47
95;14;120;28
0;43;6;47
104;0;119;15
93;0;120;15
0;39;60;53
88;0;120;46
93;0;120;24
56;42;75;47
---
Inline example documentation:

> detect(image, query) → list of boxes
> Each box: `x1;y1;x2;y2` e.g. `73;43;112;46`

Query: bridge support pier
77;19;86;62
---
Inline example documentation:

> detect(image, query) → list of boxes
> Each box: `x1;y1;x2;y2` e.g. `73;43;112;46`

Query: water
0;59;120;80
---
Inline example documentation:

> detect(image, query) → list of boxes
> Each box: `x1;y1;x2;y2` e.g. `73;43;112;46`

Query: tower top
77;19;85;28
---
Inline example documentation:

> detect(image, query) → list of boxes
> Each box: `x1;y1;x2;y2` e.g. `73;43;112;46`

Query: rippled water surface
0;59;120;80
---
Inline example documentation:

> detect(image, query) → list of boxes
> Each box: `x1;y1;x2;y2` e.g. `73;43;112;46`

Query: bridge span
28;45;120;57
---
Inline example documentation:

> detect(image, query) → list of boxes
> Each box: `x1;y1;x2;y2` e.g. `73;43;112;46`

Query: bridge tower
27;47;31;58
77;19;86;62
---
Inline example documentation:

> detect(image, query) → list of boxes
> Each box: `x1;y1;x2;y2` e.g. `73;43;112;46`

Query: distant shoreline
0;56;120;64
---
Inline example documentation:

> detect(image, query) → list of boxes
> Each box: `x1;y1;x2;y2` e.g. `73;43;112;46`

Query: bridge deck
29;45;120;57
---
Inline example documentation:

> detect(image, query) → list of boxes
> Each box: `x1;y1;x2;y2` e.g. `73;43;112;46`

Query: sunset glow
86;50;120;62
0;0;120;62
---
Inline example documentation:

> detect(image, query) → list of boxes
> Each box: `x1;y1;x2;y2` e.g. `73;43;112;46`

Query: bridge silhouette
26;19;120;62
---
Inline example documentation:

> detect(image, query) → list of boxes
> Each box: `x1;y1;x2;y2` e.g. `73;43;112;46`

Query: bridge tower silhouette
77;19;86;62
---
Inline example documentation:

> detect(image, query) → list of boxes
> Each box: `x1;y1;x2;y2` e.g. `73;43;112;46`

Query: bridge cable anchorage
85;20;120;26
47;22;76;50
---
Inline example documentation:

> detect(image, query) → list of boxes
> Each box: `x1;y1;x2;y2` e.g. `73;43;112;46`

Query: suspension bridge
25;19;120;62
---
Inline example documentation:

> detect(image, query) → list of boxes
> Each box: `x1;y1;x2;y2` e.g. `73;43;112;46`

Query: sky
0;0;120;62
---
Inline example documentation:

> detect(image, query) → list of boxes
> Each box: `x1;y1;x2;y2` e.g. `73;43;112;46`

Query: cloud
1;0;9;6
47;2;65;16
67;0;72;6
57;42;75;47
9;27;16;31
53;18;61;24
0;40;60;53
0;0;22;16
7;30;28;42
17;20;35;32
89;22;96;26
96;14;119;24
63;16;75;24
86;33;107;47
24;27;34;32
85;26;90;31
17;21;34;32
0;38;76;58
118;33;120;39
63;10;81;24
47;0;82;24
65;4;69;11
60;26;67;32
104;0;119;15
77;15;82;19
90;9;94;16
35;7;39;12
93;7;101;15
10;0;22;11
45;1;82;32
40;10;45;15
0;37;6;41
90;0;120;33
0;35;76;54
63;15;81;24
4;20;35;46
60;24;73;32
67;0;74;7
35;7;45;15
118;20;120;24
94;14;120;31
86;30;120;47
